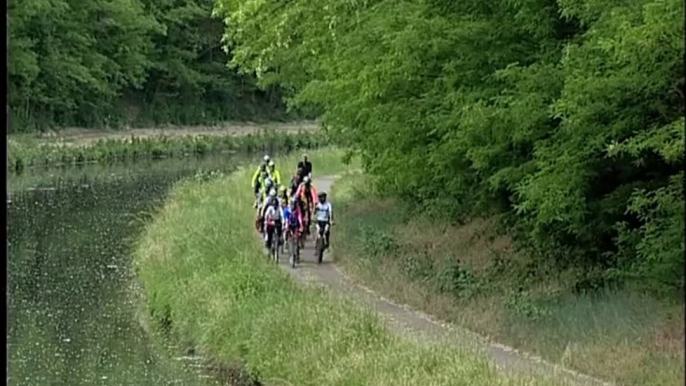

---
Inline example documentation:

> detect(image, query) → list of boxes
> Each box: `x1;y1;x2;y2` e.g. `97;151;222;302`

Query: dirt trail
270;175;614;386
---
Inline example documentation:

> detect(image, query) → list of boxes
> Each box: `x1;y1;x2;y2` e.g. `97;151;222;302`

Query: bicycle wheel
315;236;324;264
289;235;297;268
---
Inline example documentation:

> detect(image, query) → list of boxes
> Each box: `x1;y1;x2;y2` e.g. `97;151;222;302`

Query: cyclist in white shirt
263;199;284;249
313;191;333;250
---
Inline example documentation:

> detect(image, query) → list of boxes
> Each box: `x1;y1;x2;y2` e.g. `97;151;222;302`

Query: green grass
331;172;684;386
8;129;328;173
133;150;573;386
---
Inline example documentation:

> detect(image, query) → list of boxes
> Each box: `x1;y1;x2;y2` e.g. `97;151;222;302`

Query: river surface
7;154;257;386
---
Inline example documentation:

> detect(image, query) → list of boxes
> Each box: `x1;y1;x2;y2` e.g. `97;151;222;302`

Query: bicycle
255;214;264;233
298;212;309;250
271;228;281;264
314;222;330;264
265;221;281;263
301;199;313;236
286;226;300;268
254;190;263;209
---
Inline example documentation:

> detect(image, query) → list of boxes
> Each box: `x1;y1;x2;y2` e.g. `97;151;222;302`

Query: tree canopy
216;0;684;291
9;0;288;132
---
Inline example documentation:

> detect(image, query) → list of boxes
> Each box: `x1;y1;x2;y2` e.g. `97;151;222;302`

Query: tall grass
133;150;570;386
8;130;328;173
331;173;685;386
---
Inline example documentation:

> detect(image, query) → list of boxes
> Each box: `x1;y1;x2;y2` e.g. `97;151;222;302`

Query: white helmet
268;160;275;167
263;155;271;162
269;189;277;197
303;176;310;184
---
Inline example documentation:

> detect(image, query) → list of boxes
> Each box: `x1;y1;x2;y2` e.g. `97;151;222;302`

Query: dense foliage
216;0;684;291
8;0;290;132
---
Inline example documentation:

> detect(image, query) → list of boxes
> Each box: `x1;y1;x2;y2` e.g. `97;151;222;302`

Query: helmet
303;176;310;184
268;160;275;167
279;186;287;194
263;155;271;162
269;189;277;197
302;153;308;159
318;191;327;200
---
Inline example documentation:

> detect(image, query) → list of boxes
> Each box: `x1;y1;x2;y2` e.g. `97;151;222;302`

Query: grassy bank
9;126;327;173
133;150;572;386
332;173;684;386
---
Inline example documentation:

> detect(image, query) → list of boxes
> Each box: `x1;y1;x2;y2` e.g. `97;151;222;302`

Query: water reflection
8;154;246;386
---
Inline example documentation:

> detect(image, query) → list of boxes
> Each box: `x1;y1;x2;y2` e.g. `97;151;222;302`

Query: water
7;154;253;386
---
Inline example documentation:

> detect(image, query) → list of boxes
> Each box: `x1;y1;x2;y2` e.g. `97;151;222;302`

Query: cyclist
283;198;303;245
260;188;278;224
313;191;333;250
261;177;275;206
268;160;282;186
277;186;290;207
251;166;268;208
251;156;272;208
289;168;304;197
295;176;318;234
254;173;272;211
263;199;284;249
255;179;275;232
254;155;271;177
297;154;313;179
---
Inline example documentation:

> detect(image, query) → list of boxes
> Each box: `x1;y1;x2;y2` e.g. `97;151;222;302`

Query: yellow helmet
279;186;287;194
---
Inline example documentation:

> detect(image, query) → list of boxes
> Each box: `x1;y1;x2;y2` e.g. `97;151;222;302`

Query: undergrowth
332;173;685;386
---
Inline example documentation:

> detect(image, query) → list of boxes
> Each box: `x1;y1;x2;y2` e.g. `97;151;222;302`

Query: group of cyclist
251;154;333;256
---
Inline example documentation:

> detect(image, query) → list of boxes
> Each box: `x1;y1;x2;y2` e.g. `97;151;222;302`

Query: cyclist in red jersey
295;176;318;235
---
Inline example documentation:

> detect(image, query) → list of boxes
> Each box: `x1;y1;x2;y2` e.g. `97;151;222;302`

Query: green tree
9;0;160;130
8;0;288;132
217;0;684;291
